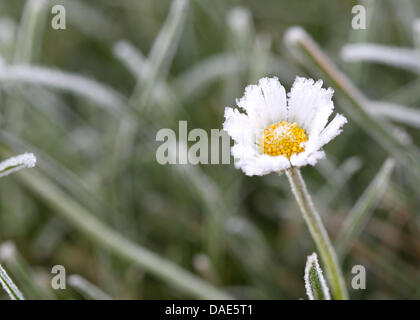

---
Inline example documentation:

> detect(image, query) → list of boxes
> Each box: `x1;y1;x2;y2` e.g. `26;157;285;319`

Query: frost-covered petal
258;77;287;123
223;107;255;145
315;113;347;149
231;144;291;176
287;77;334;138
236;77;287;130
231;144;259;164
237;153;291;176
290;150;325;167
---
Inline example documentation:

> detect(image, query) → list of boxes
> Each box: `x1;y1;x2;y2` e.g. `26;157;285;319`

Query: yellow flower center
261;121;308;158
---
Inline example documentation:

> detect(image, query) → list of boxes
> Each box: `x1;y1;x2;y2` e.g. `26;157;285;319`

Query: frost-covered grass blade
68;275;112;300
0;153;36;178
0;264;24;300
304;253;331;300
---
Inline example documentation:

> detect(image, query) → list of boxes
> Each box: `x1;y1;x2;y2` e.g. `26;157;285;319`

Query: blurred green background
0;0;419;299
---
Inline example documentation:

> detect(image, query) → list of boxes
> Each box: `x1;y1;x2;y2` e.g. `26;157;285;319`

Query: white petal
258;77;287;123
236;77;287;130
236;84;270;129
290;150;325;167
287;77;334;137
231;144;259;163
316;113;347;149
242;154;290;176
223;107;255;145
232;144;290;176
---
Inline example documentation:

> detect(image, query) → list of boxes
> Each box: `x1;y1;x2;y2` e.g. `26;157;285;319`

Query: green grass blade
13;0;47;64
336;158;396;258
0;153;36;178
131;0;189;111
304;253;331;300
0;65;127;115
0;264;25;300
68;275;112;300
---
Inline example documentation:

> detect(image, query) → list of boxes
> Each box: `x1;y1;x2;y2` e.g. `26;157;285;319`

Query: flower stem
285;167;348;300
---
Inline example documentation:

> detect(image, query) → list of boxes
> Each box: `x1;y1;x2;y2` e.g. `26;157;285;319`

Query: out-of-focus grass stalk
284;27;420;182
113;40;146;79
385;78;420;105
413;19;420;49
174;52;296;101
0;18;16;61
286;168;348;300
172;143;227;272
13;0;47;64
131;0;189;112
227;7;254;54
7;0;47;132
345;0;377;85
341;43;420;73
0;241;53;299
336;158;395;259
175;53;246;98
68;274;112;300
0;151;232;300
0;264;24;300
223;6;253;105
389;0;417;42
367;101;420;129
317;157;362;206
224;216;298;297
248;34;271;83
0;65;127;115
113;40;181;113
49;0;122;41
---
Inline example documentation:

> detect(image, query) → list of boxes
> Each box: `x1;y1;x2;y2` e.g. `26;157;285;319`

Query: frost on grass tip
223;76;347;176
304;253;331;300
0;153;37;178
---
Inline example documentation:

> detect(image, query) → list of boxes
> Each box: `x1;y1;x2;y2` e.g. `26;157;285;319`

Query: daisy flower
223;76;347;176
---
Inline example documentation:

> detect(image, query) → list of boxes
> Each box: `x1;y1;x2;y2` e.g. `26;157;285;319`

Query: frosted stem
285;167;348;300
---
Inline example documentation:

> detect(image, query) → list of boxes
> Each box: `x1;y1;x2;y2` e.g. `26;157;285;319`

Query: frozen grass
0;65;127;115
0;0;418;300
0;264;24;300
304;253;331;300
341;44;420;73
68;275;112;300
0;153;36;178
